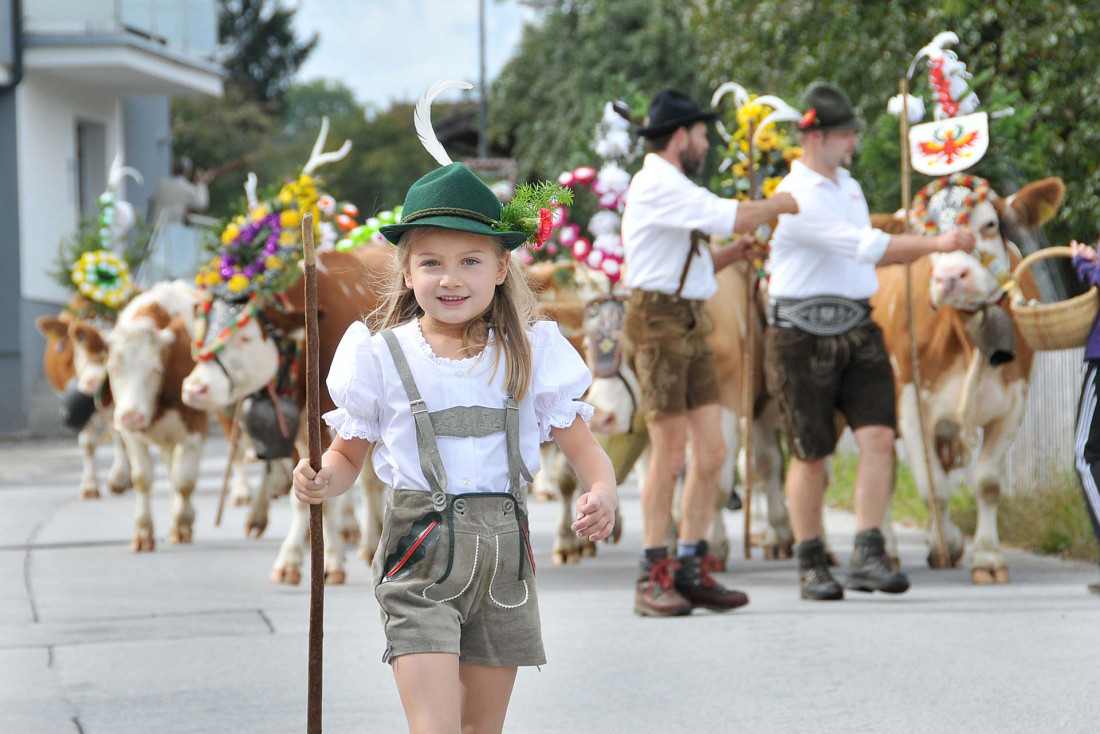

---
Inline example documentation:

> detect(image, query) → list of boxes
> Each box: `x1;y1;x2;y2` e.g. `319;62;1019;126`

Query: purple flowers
223;213;283;284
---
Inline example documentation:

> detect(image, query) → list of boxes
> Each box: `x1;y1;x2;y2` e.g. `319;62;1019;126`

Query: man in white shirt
149;157;211;226
765;82;975;601
621;89;798;617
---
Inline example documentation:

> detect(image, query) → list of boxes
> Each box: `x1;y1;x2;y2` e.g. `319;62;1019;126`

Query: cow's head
69;321;110;395
921;176;1064;311
108;310;179;431
181;297;304;411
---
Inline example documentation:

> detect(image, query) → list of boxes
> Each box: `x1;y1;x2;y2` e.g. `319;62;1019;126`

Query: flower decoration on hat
494;180;573;250
195;117;353;302
798;108;817;130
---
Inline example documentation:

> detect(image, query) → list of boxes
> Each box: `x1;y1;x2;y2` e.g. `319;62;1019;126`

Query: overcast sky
292;0;541;110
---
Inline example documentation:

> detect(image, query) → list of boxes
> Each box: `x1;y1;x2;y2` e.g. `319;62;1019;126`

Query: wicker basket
1009;246;1099;351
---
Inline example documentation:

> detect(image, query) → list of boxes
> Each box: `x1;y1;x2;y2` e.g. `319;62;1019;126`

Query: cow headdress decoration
59;154;145;322
192;118;354;363
890;32;990;176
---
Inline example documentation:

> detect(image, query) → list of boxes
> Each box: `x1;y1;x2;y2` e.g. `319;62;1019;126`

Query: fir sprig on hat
493;181;573;249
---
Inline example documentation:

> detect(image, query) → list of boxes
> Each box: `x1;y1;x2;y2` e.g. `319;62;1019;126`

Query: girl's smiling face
404;228;509;329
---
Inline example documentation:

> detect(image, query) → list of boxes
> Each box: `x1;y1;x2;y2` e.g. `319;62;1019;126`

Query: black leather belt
768;295;873;336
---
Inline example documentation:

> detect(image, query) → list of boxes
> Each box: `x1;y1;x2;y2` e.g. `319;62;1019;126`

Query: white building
0;0;222;434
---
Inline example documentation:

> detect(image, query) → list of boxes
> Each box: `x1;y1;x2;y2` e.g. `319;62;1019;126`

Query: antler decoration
415;80;473;166
244;172;260;213
302;116;353;175
751;95;804;147
108;152;143;192
711;82;750;143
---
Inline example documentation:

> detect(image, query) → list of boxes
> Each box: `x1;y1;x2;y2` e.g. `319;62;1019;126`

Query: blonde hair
370;227;540;400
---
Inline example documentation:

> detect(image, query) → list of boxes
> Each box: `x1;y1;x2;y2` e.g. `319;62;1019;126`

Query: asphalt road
2;435;1098;734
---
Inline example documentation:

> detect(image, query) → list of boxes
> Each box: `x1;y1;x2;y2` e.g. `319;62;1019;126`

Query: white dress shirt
323;319;594;494
621;153;739;300
768;160;891;300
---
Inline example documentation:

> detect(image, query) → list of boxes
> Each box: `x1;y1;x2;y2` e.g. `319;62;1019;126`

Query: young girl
292;159;618;733
1070;239;1100;595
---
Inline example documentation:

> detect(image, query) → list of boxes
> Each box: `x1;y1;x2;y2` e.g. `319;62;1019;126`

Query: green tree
491;0;703;180
218;0;318;106
689;0;1100;245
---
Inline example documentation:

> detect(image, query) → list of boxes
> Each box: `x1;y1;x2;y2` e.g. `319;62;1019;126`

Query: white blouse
323;319;594;494
621;153;739;300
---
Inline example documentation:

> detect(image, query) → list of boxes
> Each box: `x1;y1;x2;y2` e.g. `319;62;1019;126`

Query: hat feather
415;80;474;166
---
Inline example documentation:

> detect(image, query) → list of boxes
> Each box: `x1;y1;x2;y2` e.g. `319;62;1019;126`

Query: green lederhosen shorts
373;487;544;667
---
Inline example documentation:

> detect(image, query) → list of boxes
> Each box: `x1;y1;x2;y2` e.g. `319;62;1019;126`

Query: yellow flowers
762;176;782;198
227;274;250;293
783;146;803;163
265;256;283;271
755;130;779;153
195;268;223;287
280;210;300;229
251;205;269;223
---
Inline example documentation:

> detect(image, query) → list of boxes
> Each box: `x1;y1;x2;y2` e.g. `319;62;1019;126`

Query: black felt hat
797;82;864;132
636;89;718;138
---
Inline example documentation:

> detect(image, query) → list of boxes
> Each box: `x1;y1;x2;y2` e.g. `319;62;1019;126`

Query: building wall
0;84;23;434
122;95;170;221
16;71;121;305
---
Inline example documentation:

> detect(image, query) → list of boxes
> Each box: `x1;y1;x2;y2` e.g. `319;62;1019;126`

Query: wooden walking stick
302;212;325;733
214;399;245;526
899;77;951;567
741;119;758;560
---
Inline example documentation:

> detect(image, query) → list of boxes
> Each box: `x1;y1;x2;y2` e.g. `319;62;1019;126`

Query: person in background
1069;238;1100;595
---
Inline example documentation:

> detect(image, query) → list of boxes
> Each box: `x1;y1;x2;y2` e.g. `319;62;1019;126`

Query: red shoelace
648;557;679;591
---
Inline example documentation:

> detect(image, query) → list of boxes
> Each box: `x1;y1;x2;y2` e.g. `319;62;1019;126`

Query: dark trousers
1073;361;1100;559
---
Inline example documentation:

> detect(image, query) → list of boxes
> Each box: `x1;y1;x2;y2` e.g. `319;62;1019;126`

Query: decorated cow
181;118;388;585
871;173;1064;582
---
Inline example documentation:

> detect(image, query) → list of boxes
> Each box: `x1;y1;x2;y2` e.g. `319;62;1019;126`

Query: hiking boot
673;542;749;611
635;557;692;617
846;528;910;594
797;537;844;601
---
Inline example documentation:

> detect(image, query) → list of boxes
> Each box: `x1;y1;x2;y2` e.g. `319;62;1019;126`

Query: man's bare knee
854;425;896;457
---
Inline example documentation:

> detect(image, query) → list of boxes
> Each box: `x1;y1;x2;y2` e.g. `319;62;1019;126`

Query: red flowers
798;107;817;129
534;208;554;247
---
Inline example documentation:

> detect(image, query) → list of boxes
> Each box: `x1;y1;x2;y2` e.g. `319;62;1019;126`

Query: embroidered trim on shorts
488;535;530;609
422;535;480;602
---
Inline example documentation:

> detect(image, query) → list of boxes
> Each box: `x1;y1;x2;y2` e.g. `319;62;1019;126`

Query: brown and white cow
181;245;392;584
36;305;131;499
871;177;1064;583
106;280;208;551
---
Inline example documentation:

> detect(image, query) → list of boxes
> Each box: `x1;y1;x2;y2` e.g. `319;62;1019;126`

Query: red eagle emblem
918;127;980;164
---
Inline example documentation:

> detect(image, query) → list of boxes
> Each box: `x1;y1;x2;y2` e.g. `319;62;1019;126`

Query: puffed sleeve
529;320;594;442
323;321;382;441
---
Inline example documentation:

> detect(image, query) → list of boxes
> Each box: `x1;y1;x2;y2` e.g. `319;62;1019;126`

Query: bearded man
621;88;798;617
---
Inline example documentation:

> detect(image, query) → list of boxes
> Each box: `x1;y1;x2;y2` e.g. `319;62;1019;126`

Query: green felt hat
379;163;529;249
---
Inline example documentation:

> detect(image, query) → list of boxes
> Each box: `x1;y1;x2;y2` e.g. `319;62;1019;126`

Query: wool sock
643;546;668;563
677;541;699;558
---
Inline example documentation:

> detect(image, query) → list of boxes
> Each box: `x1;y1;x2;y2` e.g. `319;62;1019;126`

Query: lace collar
409;319;493;369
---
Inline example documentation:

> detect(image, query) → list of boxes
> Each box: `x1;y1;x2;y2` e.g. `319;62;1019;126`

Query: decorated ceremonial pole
898;76;952;569
741;118;757;560
301;212;325;734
